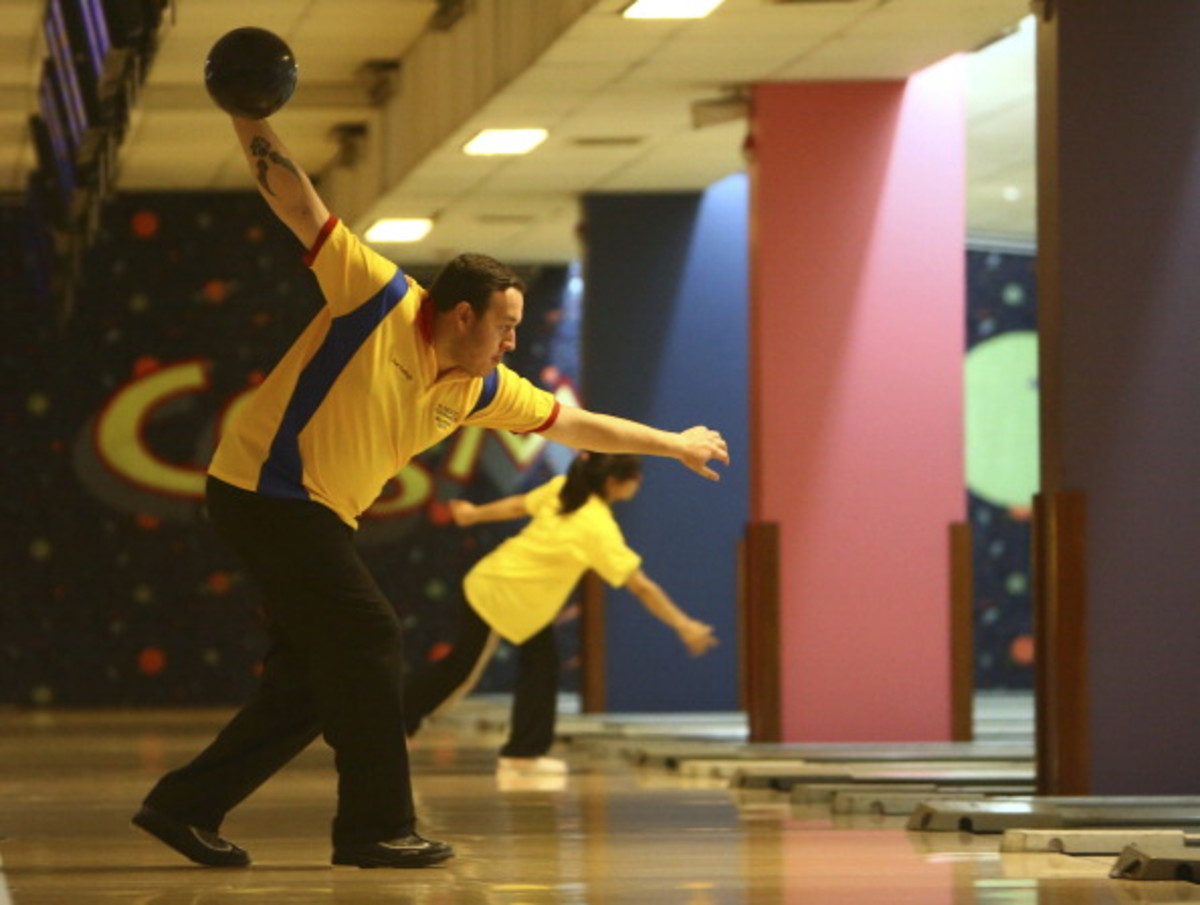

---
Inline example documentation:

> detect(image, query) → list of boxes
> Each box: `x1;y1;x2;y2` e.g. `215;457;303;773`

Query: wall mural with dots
0;193;578;706
965;247;1038;690
1;195;1036;705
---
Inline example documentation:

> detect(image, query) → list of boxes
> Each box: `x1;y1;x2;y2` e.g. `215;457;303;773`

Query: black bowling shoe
332;833;454;868
132;805;251;867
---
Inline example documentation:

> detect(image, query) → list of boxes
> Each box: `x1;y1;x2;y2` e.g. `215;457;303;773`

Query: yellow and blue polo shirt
464;475;643;644
209;217;560;527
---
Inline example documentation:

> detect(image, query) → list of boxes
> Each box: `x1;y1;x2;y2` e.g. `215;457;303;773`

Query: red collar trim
417;291;435;345
303;216;339;267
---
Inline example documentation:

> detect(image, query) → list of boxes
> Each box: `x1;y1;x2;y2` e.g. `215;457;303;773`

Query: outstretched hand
677;426;730;481
678;619;719;657
448;500;477;527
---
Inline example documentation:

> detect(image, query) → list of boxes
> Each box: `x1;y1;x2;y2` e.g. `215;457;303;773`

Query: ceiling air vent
691;90;749;129
476;214;537;225
570;136;645;148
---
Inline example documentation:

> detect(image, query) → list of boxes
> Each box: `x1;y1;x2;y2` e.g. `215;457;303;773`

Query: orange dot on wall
135;513;161;530
203;279;229;304
1010;634;1035;666
131;209;160;239
427;641;452;663
132;355;161;377
207;571;233;594
427;501;452;526
138;647;167;676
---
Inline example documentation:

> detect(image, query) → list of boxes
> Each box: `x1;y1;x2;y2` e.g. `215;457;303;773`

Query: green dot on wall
26;393;50;416
1002;283;1026;306
1006;573;1029;596
31;685;54;706
965;331;1040;508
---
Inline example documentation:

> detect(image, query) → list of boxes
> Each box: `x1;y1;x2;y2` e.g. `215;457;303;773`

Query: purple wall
1043;0;1200;792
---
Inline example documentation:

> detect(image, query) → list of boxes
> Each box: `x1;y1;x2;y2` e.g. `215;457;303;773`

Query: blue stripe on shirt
257;272;408;500
470;368;500;416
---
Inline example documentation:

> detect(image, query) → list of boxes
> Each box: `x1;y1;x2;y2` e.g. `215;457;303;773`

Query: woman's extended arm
449;495;529;527
624;569;719;657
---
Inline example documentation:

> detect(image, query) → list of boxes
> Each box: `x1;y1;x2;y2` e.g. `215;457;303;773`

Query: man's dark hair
428;253;525;315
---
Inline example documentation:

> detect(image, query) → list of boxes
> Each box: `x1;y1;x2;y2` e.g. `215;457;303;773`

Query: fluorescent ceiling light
622;0;726;19
462;128;548;156
364;218;433;243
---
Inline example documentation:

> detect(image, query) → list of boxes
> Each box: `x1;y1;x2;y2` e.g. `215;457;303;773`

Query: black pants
142;477;416;845
403;604;560;758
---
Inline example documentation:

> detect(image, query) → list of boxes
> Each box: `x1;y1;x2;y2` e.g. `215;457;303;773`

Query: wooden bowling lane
1;708;1197;904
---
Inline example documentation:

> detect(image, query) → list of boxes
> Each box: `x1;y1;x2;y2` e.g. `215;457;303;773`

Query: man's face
456;287;523;377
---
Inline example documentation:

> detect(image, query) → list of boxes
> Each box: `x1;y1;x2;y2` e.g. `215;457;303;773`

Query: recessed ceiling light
462;128;548;156
622;0;727;19
364;218;433;242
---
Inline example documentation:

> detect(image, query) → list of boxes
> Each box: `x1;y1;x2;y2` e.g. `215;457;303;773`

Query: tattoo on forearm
248;136;301;197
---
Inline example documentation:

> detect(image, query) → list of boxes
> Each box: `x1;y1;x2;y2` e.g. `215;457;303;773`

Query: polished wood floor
0;704;1195;904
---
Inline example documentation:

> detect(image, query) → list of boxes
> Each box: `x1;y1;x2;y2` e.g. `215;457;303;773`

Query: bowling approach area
3;694;1200;904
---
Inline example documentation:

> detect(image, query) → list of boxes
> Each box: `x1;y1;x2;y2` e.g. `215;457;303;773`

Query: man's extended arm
231;116;329;248
542;405;729;481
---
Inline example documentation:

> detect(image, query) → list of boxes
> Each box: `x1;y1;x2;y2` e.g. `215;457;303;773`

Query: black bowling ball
204;27;298;119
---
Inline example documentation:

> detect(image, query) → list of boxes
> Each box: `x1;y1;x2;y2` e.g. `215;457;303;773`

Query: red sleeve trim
529;400;562;434
303;216;339;267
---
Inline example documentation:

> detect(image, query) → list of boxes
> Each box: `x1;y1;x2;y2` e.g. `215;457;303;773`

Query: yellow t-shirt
209;218;560;527
464;475;643;644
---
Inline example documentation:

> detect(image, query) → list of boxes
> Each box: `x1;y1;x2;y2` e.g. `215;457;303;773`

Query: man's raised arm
231;116;329;249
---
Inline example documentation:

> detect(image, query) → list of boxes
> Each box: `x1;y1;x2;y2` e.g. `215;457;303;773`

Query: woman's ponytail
558;452;642;514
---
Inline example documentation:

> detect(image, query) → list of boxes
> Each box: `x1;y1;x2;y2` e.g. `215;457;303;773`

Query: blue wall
581;176;749;711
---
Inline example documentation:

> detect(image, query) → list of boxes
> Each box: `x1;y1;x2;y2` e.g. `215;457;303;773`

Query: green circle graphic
965;331;1040;507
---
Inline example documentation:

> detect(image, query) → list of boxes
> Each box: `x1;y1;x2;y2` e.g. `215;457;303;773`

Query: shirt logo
434;403;460;431
391;357;414;380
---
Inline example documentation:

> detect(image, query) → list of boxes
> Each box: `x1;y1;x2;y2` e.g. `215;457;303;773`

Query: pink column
749;59;966;742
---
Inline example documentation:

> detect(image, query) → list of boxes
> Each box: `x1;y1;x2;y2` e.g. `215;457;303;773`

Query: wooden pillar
579;572;606;713
949;522;975;742
740;522;781;743
1032;491;1089;794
